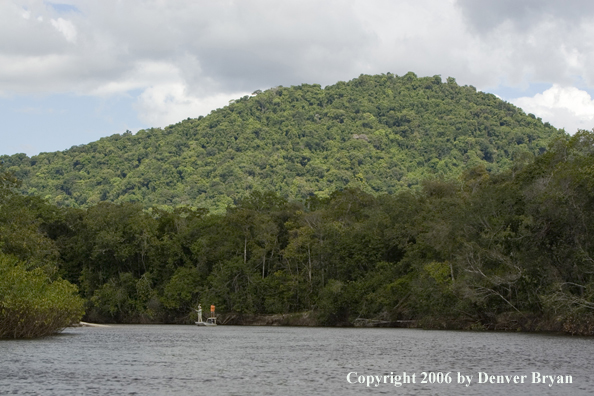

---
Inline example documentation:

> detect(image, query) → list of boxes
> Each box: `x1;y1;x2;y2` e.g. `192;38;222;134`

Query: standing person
210;304;215;318
196;305;203;323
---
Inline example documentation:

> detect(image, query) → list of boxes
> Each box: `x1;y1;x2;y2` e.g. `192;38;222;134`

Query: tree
0;253;84;338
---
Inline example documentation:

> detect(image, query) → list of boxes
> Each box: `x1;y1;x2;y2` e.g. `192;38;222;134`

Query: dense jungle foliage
0;172;84;339
3;131;594;335
1;73;562;213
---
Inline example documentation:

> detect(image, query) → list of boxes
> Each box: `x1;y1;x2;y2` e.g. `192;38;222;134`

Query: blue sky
2;0;594;157
1;92;145;155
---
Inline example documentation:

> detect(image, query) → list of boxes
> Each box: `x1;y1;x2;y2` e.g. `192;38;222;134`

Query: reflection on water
0;325;592;395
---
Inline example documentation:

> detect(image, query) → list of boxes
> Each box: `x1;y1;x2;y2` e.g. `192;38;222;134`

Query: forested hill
2;73;563;213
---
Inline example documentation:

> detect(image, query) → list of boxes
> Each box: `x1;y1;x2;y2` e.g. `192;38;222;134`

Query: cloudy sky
2;0;594;156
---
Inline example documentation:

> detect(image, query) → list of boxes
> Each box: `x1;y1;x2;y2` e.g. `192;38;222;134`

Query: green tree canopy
2;73;563;214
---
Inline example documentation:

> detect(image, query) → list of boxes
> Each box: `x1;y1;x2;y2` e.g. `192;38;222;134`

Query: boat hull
195;322;217;326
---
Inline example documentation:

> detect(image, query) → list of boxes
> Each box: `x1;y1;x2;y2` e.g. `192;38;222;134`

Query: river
0;325;592;395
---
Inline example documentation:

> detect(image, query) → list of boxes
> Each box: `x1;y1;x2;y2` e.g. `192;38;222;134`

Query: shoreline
76;312;592;336
74;322;111;328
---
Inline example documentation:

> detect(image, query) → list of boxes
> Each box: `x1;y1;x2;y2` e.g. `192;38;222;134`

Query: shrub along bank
0;171;84;339
0;254;84;339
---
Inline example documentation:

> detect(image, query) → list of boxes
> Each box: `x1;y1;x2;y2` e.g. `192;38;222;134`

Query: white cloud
511;85;594;134
50;18;77;43
134;83;248;127
90;61;186;96
3;0;594;132
89;59;249;126
1;0;593;92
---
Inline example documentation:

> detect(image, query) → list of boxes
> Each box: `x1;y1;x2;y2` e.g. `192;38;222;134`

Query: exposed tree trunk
308;244;312;290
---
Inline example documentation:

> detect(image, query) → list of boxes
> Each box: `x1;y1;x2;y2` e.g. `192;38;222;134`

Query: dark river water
0;325;592;395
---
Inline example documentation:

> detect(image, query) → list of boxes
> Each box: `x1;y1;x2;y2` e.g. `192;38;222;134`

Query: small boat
195;304;217;326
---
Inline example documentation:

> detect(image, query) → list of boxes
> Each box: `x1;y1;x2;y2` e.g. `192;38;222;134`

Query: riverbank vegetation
0;172;84;339
3;131;594;335
0;254;84;338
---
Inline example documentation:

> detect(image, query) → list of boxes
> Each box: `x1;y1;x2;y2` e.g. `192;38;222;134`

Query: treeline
2;73;561;213
5;131;594;334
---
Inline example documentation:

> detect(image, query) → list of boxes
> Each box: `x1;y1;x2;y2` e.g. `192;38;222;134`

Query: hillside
2;72;564;213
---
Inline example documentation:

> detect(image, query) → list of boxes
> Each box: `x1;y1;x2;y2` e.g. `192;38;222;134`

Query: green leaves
5;76;593;333
0;253;84;339
162;267;202;310
1;73;562;214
